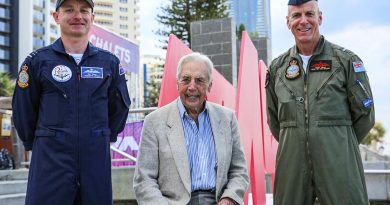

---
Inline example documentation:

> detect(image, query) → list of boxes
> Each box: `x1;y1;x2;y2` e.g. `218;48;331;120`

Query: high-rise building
140;55;164;107
18;0;140;70
94;0;140;43
228;0;271;38
0;0;18;75
18;0;59;71
16;0;142;110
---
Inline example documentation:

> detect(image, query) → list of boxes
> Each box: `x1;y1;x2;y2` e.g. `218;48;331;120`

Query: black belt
191;189;216;195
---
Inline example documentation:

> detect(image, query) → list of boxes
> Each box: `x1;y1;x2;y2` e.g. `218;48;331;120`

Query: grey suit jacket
133;99;249;205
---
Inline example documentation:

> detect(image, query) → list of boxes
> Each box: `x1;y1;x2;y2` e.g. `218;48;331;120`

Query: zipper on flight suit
42;75;68;99
277;75;296;99
315;68;341;98
68;54;82;186
302;58;315;189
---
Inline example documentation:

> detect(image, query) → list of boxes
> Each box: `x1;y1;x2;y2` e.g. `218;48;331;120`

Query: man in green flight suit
266;0;375;204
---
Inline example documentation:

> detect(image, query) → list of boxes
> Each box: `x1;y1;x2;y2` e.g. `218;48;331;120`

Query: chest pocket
87;70;112;123
80;67;112;96
39;72;71;126
275;74;300;128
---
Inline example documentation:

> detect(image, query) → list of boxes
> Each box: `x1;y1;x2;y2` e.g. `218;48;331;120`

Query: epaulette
26;51;38;59
332;44;356;57
97;47;119;60
339;47;354;55
26;46;49;60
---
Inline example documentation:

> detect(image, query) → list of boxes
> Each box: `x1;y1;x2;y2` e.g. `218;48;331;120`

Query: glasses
179;76;209;86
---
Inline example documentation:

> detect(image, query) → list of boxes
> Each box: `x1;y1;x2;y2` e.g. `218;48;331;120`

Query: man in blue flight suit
12;0;131;204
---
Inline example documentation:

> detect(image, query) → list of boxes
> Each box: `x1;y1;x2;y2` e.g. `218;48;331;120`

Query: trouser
274;127;369;205
25;133;113;205
187;190;216;205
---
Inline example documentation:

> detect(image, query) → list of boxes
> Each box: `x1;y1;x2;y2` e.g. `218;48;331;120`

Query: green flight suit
266;36;375;205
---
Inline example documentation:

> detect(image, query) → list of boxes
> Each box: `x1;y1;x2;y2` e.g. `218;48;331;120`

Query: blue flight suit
12;38;131;205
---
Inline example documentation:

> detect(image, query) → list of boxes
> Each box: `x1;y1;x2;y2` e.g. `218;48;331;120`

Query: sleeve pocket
117;85;131;108
349;83;372;112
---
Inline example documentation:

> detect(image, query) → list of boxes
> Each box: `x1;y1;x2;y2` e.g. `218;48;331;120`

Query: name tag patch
363;98;373;108
310;60;332;72
353;61;365;72
81;67;103;78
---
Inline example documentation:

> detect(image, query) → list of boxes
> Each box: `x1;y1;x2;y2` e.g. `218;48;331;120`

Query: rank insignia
310;60;332;71
285;59;301;80
17;64;29;88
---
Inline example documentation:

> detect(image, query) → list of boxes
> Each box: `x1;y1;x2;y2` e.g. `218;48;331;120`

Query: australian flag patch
353;61;365;72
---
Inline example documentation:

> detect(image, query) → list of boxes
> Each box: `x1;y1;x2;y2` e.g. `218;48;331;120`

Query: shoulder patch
353;61;365;72
17;64;29;88
119;64;125;75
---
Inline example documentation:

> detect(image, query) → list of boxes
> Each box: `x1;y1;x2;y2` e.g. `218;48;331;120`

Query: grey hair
176;52;213;83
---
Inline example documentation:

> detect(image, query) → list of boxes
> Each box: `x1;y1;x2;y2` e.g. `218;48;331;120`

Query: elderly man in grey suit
134;52;249;205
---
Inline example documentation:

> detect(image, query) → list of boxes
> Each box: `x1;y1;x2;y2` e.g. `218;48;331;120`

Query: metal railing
109;107;157;166
1;107;158;168
360;145;390;161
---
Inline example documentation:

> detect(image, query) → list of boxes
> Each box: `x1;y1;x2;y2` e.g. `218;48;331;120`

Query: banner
89;24;140;74
1;114;11;137
111;121;143;166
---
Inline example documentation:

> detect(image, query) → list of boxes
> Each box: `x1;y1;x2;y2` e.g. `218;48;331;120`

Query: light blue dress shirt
177;99;217;191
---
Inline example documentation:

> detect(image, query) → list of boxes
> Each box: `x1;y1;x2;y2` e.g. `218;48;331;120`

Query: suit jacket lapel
208;103;227;193
166;101;191;194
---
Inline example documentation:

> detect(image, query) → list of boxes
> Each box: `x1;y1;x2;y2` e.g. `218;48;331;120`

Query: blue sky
139;0;390;152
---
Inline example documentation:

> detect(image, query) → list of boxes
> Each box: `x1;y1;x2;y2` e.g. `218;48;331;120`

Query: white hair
176;52;213;83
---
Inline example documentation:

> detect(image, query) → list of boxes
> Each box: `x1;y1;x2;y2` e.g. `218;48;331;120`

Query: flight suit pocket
40;75;69;126
117;85;131;108
316;119;352;126
92;128;111;138
34;129;71;152
349;82;373;113
91;129;111;150
278;101;297;128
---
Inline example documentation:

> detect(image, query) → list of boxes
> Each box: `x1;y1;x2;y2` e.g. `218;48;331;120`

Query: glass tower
228;0;271;38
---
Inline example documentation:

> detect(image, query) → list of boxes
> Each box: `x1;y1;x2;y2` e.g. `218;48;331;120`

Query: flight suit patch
119;64;125;75
81;67;103;79
353;61;365;72
52;65;72;82
363;98;373;108
309;60;332;72
285;59;301;80
17;64;29;88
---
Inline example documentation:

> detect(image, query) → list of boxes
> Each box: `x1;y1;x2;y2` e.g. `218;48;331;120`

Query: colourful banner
111;121;143;166
89;24;140;74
